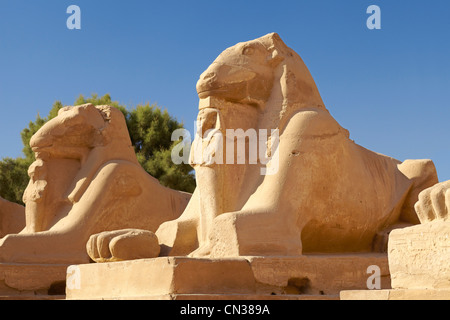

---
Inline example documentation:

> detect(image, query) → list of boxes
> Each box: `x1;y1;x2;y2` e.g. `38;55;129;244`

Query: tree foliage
0;94;195;205
0;158;31;206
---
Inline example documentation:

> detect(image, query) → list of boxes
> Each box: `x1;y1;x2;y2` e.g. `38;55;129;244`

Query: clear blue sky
1;0;449;181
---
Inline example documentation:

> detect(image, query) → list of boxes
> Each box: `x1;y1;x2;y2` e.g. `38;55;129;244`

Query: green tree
0;158;32;206
0;94;195;205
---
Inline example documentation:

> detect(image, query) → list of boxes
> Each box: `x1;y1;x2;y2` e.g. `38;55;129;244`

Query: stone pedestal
341;289;450;300
0;263;69;300
66;254;390;300
341;221;450;300
389;221;450;290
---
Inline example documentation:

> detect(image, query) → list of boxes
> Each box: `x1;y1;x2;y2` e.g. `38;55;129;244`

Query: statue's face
196;39;275;107
193;107;223;168
22;158;47;205
189;107;223;168
189;102;259;169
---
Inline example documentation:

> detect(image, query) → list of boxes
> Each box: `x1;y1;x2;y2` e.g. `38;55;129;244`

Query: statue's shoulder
282;107;347;140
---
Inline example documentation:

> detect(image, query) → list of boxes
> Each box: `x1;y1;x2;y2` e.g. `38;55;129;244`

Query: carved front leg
156;190;201;256
87;229;160;263
191;207;303;258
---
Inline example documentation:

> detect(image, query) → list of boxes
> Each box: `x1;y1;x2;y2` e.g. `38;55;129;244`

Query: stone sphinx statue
0;104;190;264
87;33;438;262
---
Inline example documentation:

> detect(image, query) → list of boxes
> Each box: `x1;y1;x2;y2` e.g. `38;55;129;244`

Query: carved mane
255;33;326;133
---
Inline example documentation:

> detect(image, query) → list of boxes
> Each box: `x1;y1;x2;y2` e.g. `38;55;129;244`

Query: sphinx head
196;33;288;108
196;33;325;133
30;104;131;160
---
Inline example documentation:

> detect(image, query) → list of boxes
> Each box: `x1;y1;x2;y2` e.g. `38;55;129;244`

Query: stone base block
0;263;69;299
388;221;450;290
95;294;339;300
66;254;390;300
341;289;450;300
